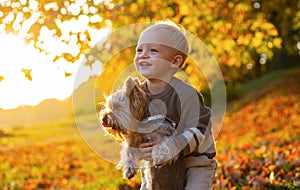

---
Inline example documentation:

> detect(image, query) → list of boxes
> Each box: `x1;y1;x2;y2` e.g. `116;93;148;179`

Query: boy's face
134;30;178;80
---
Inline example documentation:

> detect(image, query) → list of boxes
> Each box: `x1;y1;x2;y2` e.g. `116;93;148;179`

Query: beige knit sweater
142;77;216;167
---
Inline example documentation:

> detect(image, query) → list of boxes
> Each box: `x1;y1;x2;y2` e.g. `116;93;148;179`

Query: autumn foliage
1;0;299;86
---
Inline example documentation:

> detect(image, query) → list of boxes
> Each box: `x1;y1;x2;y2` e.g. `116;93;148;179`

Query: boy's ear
171;54;184;68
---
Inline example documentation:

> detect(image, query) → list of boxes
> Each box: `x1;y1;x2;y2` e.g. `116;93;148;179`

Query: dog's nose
102;115;109;127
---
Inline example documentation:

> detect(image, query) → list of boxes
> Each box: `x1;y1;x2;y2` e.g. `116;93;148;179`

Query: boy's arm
175;91;211;156
150;91;212;165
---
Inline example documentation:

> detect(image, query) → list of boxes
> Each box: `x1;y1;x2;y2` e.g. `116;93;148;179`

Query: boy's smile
139;59;152;67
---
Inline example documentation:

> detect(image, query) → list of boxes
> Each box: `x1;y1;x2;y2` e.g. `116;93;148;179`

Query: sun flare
0;33;101;110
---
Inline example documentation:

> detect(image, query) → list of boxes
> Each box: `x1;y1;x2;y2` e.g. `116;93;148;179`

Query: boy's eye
136;48;142;53
150;48;158;52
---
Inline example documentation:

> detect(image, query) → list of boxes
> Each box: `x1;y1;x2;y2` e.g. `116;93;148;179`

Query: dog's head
99;77;149;141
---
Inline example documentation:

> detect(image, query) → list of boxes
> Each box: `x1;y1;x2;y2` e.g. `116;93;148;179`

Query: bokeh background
0;0;299;189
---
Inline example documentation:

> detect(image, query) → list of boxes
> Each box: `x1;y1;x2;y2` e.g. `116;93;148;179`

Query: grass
228;66;299;111
0;119;79;149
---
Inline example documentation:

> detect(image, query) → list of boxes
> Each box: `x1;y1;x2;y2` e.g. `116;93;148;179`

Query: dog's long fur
99;77;185;190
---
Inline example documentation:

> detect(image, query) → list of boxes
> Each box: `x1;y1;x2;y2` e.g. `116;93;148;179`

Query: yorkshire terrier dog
99;77;185;190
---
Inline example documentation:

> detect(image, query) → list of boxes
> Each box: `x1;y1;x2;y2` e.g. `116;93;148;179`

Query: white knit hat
138;21;189;55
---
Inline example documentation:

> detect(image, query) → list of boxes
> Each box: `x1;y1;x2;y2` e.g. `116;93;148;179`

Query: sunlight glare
0;33;102;110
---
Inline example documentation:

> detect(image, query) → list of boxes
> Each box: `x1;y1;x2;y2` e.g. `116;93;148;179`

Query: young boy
134;20;217;190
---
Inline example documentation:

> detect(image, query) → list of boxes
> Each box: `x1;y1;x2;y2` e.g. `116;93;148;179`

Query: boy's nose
139;51;149;58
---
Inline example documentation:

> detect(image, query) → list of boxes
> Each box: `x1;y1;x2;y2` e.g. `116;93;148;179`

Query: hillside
0;76;99;128
0;98;72;127
214;68;300;189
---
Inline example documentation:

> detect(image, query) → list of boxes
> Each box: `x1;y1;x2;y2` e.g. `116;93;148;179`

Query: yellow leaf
129;3;138;13
255;31;264;39
179;2;189;15
228;1;234;8
250;38;262;48
224;39;236;51
268;29;278;36
21;68;32;81
267;42;273;48
64;71;72;78
253;146;266;157
238;34;253;46
150;4;158;12
250;21;261;31
273;38;282;48
261;22;274;30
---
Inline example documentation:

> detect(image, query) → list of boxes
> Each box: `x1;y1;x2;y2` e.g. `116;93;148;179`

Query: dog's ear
124;76;148;121
124;76;137;96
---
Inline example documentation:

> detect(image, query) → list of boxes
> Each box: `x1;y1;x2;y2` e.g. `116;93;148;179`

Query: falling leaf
85;30;91;41
0;76;4;82
21;68;32;81
64;71;72;78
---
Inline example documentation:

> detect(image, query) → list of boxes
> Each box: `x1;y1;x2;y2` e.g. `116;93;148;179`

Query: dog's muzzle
101;114;113;128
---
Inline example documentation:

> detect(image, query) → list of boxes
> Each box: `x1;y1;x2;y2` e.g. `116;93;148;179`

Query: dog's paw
123;167;137;179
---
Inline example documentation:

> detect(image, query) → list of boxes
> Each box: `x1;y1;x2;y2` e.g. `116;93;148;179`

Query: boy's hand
139;142;154;161
151;136;183;166
139;137;181;165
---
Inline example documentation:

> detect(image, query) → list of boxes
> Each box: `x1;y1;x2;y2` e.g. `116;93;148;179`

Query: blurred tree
249;0;300;74
255;0;299;55
0;0;298;89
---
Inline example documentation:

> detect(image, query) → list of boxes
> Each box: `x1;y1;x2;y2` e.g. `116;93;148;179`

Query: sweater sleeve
175;90;212;156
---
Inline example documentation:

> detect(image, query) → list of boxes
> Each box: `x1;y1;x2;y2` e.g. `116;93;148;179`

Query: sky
0;19;108;110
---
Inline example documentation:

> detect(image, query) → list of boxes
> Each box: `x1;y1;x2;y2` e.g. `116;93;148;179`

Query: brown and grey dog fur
99;77;185;190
